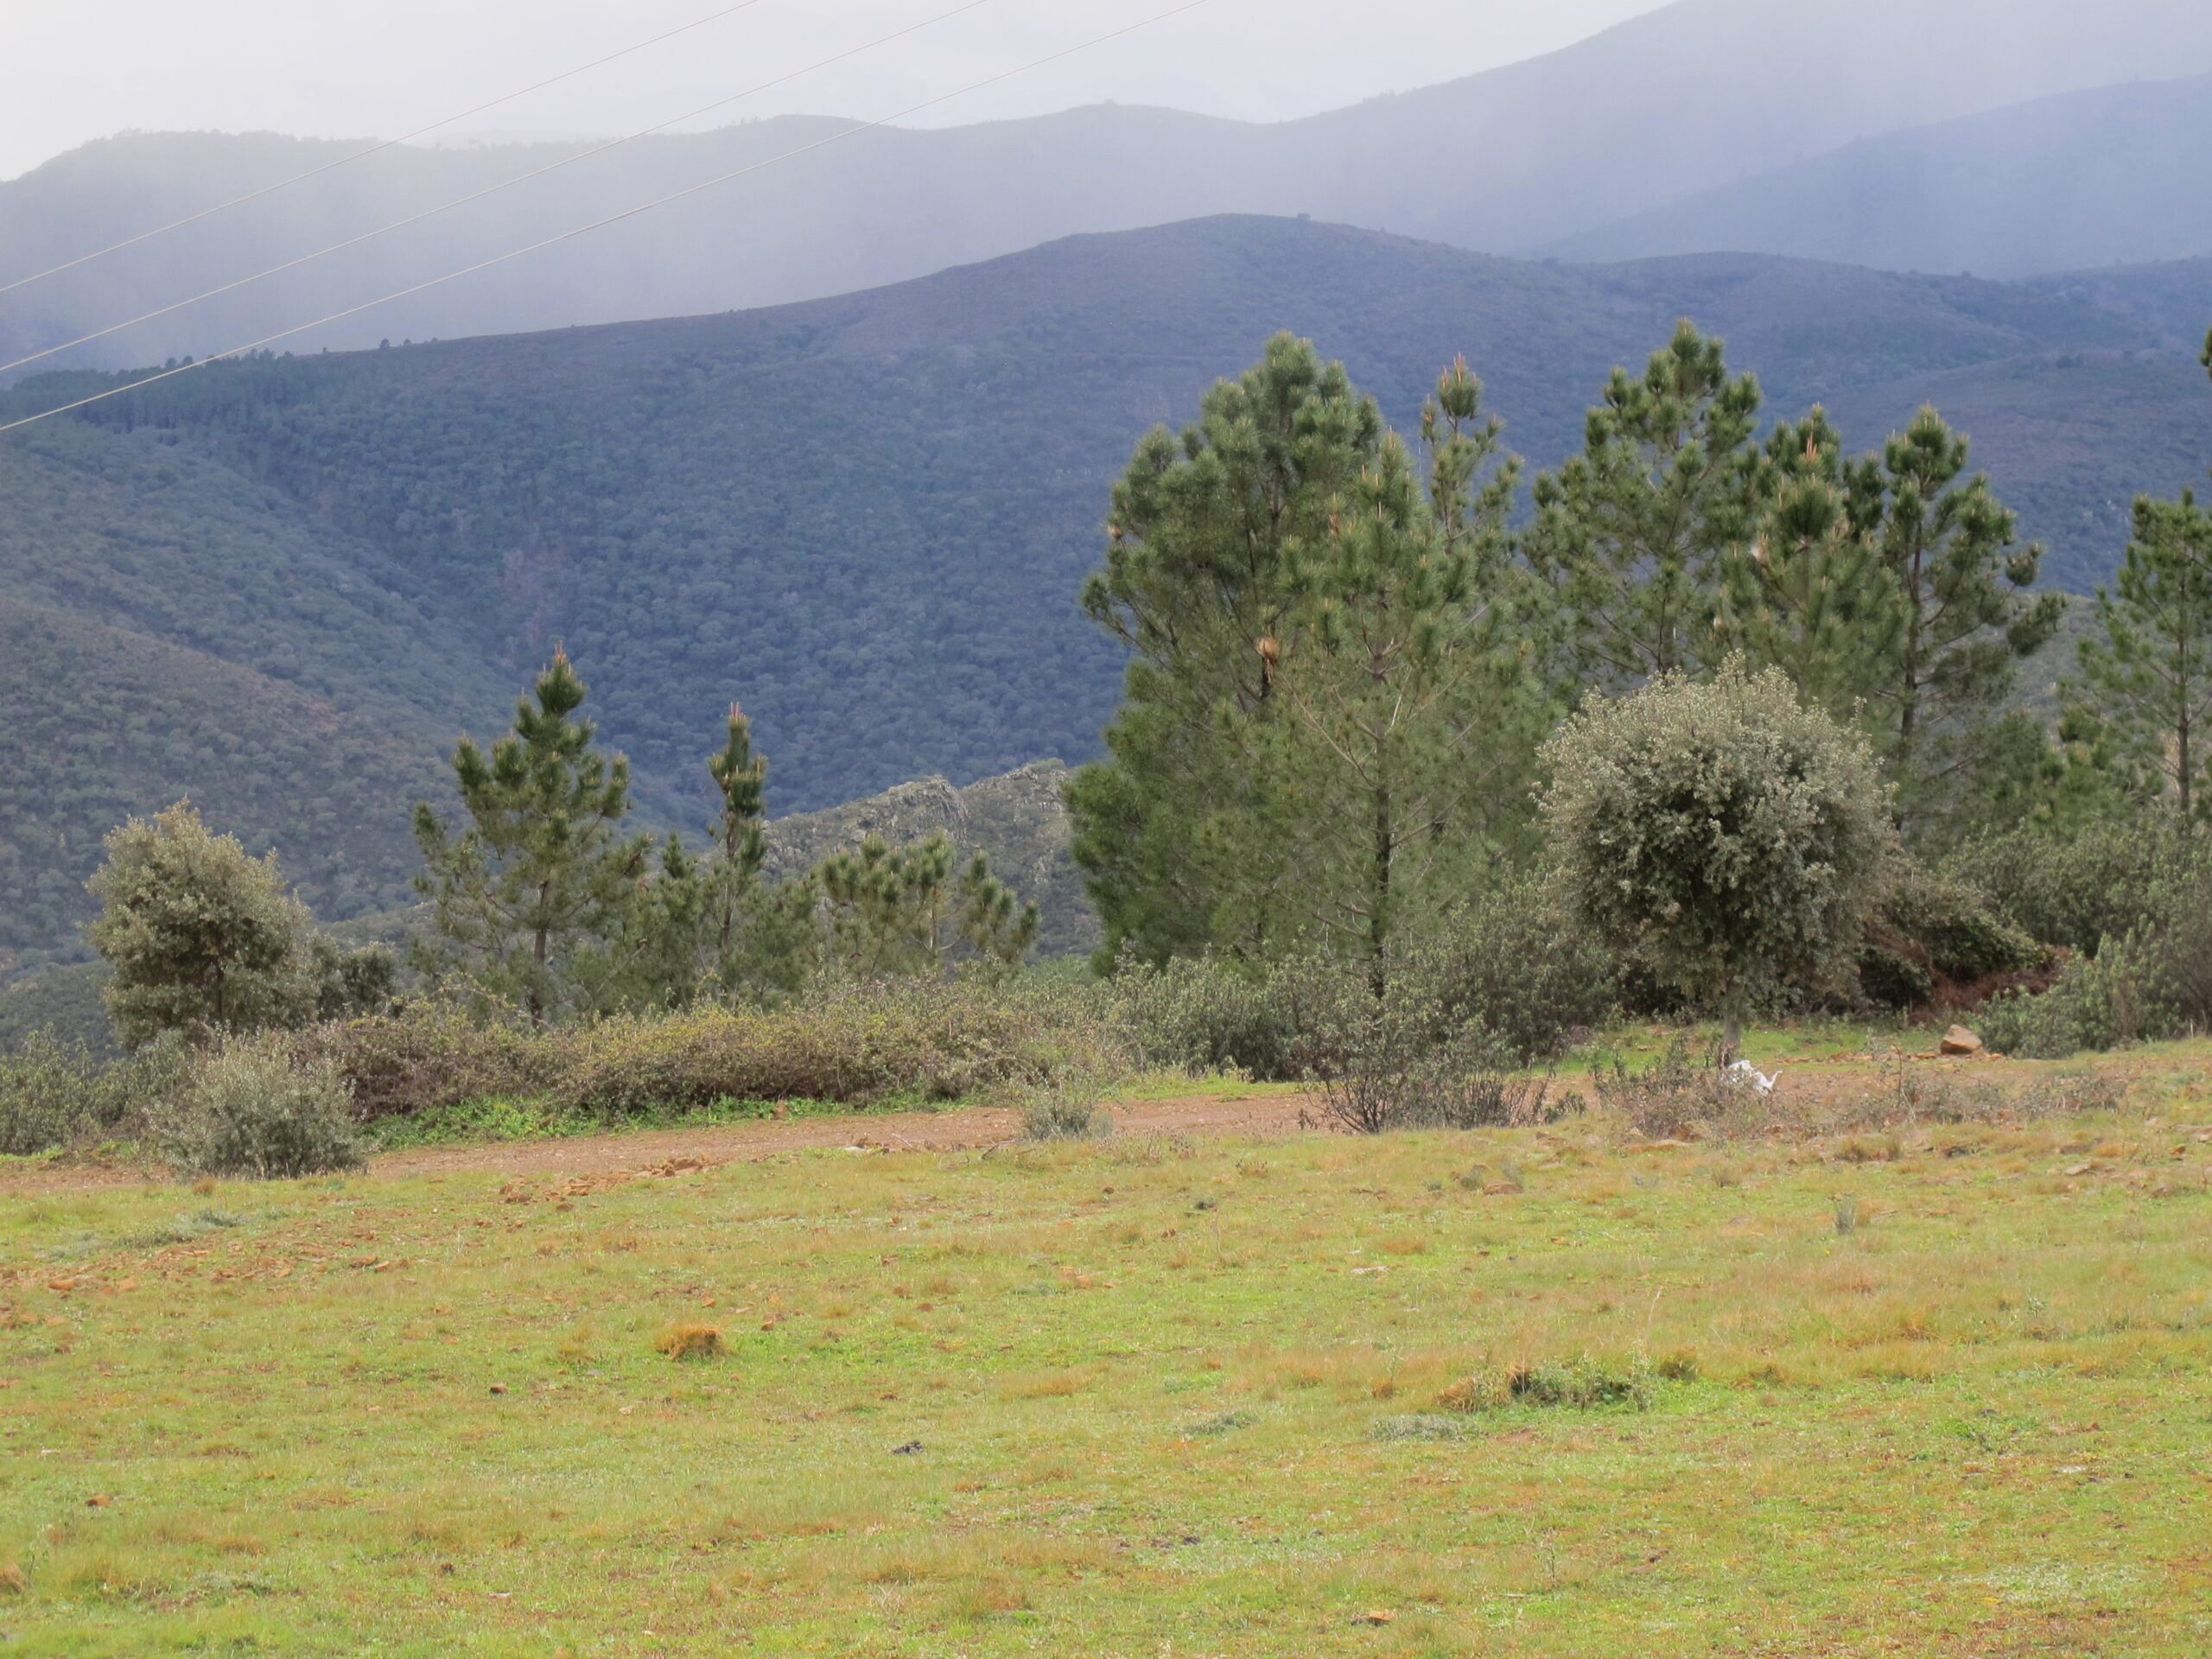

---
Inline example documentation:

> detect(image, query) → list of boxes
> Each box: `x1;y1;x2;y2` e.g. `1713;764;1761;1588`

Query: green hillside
4;216;2210;971
0;592;452;977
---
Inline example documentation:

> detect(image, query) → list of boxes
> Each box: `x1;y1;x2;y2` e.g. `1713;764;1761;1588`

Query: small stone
1941;1026;1984;1057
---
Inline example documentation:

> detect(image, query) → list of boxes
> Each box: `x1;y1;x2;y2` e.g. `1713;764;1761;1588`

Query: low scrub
0;1032;186;1157
156;1037;365;1179
1590;1039;1770;1141
293;977;1133;1122
1976;932;2183;1059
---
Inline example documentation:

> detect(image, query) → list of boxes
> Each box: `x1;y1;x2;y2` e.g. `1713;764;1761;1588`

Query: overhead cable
0;0;1001;378
0;0;776;300
0;0;1214;438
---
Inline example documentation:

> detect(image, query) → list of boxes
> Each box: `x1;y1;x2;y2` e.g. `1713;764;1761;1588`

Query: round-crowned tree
1539;661;1894;1055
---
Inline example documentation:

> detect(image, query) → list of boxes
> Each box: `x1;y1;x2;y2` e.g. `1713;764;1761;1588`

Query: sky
2;0;1669;180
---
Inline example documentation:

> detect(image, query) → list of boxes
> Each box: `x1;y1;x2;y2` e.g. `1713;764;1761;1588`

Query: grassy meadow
3;1043;2211;1656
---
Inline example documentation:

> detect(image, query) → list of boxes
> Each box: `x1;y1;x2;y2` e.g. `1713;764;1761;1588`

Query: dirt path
11;1039;2187;1197
0;1090;1328;1194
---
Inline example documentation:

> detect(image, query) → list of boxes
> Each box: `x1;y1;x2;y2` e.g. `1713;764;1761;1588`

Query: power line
0;0;1213;439
0;0;776;301
0;0;1000;379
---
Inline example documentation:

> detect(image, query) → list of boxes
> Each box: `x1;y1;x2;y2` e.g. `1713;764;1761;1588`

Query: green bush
1858;863;2047;1009
0;1032;184;1156
160;1039;365;1179
1946;820;2202;957
1112;956;1334;1082
1977;932;2183;1058
289;999;553;1120
1114;887;1613;1084
1425;880;1618;1063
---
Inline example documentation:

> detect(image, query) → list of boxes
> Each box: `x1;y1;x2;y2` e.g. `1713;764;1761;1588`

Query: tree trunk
1720;1005;1744;1067
1369;774;1392;999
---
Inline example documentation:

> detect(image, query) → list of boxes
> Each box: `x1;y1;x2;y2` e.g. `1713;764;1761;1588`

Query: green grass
2;1052;2210;1655
359;1092;954;1153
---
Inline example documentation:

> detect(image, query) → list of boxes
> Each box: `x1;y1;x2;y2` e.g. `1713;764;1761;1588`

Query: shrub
1113;955;1339;1082
0;1032;186;1157
1541;663;1893;1052
1319;1015;1550;1135
1018;1074;1115;1141
1423;879;1618;1063
1509;1355;1655;1411
1976;932;2183;1058
290;999;552;1120
1946;819;2199;957
86;801;318;1045
1590;1037;1770;1141
295;977;1131;1123
158;1039;365;1179
653;1325;726;1362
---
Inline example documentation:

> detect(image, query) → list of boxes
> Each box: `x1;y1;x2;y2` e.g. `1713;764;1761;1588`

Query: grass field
3;1042;2210;1656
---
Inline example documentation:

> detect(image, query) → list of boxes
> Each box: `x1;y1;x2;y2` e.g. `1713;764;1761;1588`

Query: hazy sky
3;0;1669;180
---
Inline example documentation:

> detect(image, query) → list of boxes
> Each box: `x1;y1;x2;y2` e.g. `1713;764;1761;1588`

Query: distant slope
1548;73;2212;277
6;216;2212;969
9;0;2212;369
0;592;453;978
762;762;1096;963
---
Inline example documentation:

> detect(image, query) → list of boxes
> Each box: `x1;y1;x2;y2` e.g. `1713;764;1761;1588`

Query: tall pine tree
1867;407;2062;829
411;651;651;1022
1066;334;1382;967
2069;487;2212;818
1717;410;1903;719
1525;321;1764;695
1274;361;1545;987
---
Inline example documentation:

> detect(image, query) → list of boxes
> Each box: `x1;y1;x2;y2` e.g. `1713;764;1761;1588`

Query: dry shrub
1590;1037;1769;1141
653;1324;726;1362
158;1036;364;1179
1435;1374;1507;1414
1439;1355;1656;1413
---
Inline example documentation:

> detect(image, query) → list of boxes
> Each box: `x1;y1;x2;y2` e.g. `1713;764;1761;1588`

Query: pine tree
1066;334;1384;966
410;651;650;1022
1274;361;1544;988
817;833;1036;977
1867;408;2062;825
86;801;316;1045
2069;487;2212;817
707;705;770;963
1525;321;1764;694
1717;410;1904;718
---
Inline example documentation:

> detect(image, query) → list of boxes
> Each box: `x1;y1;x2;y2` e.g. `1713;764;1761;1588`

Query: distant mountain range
6;0;2212;372
6;214;2211;979
1549;73;2212;277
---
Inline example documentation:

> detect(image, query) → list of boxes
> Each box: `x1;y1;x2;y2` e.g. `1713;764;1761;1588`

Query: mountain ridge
9;0;2212;372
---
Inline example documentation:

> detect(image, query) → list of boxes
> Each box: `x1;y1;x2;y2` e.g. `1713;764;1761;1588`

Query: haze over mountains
8;215;2212;978
5;0;2212;373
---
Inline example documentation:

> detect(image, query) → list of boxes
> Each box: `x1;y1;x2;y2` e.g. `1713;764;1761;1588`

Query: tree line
1067;322;2212;1013
73;315;2212;1056
85;656;1040;1042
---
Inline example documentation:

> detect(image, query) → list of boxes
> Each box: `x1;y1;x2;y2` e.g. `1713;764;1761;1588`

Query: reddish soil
1;1091;1329;1194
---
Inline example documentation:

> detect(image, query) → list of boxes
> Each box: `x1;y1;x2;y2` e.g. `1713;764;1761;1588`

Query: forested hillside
5;214;2210;974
